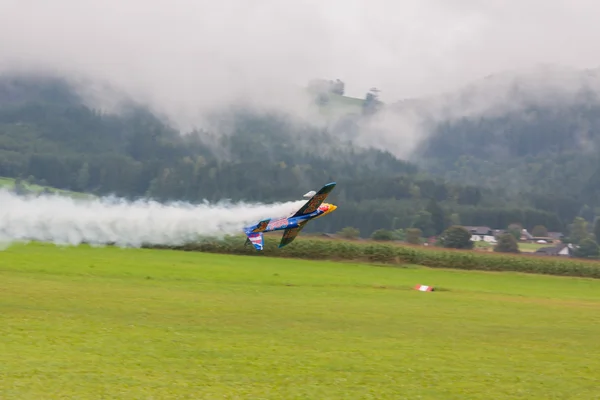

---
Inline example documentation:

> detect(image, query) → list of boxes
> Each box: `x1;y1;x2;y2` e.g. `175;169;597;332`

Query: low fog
3;0;600;156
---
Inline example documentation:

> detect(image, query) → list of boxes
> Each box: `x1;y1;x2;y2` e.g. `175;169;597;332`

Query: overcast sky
2;0;600;119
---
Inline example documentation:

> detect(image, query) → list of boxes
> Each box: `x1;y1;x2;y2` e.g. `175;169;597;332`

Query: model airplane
243;182;337;250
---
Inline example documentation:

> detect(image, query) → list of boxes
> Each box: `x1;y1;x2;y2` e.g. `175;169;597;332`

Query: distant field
518;242;553;252
1;243;600;399
474;240;548;252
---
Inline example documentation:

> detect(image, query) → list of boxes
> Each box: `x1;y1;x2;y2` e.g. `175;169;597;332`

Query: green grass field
2;243;600;399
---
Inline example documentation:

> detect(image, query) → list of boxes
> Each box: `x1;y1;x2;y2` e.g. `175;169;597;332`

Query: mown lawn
1;243;599;399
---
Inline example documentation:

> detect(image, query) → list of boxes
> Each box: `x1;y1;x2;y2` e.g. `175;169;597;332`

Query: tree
448;213;461;226
531;225;548;237
439;226;474;249
406;228;422;245
371;229;394;241
574;238;599;258
76;162;90;191
594;217;600;242
330;79;345;95
362;88;383;115
13;178;28;195
507;223;522;241
426;199;446;235
337;227;360;239
392;229;406;241
494;233;519;253
408;184;421;198
569;217;589;244
579;204;594;222
411;210;435;237
307;78;344;96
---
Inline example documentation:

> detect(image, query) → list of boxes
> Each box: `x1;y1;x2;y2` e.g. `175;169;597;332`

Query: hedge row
147;235;600;279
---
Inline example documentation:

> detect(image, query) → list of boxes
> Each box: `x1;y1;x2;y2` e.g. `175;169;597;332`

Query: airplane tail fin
245;232;264;251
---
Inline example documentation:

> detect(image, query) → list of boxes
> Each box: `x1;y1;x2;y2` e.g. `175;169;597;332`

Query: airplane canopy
303;190;316;199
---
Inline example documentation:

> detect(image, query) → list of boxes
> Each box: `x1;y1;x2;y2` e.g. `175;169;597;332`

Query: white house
464;226;497;243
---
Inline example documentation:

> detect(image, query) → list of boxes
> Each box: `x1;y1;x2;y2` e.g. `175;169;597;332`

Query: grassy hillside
304;83;366;114
1;243;600;398
329;92;365;107
411;68;600;221
0;176;92;199
321;92;365;115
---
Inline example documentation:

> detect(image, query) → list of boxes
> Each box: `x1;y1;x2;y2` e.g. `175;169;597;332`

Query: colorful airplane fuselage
244;202;337;233
242;182;337;250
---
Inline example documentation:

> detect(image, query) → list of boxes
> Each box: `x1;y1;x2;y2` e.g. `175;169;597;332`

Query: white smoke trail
0;189;306;249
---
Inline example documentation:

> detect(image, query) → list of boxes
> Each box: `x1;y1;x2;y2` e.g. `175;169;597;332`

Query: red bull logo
252;220;269;232
318;204;329;212
314;203;337;219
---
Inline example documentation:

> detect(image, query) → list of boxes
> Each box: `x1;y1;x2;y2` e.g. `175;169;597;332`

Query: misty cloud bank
3;0;600;157
0;190;305;249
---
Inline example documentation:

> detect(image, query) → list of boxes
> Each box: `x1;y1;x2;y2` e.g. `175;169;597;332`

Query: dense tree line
414;100;600;229
0;74;593;237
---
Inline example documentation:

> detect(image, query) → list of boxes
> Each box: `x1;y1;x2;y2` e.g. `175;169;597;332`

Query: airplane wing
279;221;307;248
291;182;336;218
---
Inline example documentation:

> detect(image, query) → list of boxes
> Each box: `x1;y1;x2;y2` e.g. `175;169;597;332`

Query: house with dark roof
521;229;534;241
463;226;493;236
526;231;564;244
547;232;565;241
534;243;573;257
463;226;497;243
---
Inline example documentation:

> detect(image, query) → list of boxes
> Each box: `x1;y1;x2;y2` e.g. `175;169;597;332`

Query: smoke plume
0;190;305;249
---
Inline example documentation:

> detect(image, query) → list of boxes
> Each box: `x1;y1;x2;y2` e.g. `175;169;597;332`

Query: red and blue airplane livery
243;182;337;250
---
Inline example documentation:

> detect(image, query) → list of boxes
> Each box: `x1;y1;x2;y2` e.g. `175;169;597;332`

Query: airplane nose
330;204;337;212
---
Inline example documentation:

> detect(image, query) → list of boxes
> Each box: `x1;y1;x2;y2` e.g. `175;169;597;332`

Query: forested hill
0;75;415;196
412;67;600;227
0;72;589;237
